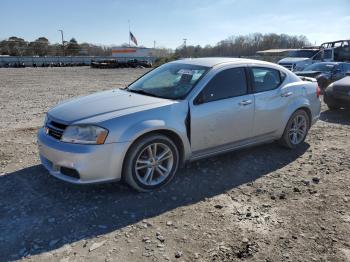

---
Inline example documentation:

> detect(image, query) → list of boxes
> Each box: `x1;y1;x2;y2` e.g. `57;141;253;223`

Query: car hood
48;89;173;124
294;71;324;78
279;57;310;63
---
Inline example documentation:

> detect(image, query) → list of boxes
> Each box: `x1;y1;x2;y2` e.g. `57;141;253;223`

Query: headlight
43;114;48;126
61;125;109;145
294;65;304;72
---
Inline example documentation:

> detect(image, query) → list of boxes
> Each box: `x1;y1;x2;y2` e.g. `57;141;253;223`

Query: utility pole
183;38;187;57
128;20;131;47
58;29;64;56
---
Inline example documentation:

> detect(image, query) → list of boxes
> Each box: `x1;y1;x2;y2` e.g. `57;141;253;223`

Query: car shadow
320;108;350;125
0;142;309;261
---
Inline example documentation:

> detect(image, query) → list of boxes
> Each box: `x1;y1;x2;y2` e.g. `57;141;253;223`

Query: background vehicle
295;62;350;91
278;48;333;71
321;40;350;62
278;40;350;72
91;59;152;69
38;58;321;192
324;76;350;110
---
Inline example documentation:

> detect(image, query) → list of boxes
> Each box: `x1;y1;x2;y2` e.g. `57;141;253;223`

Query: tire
279;109;310;149
123;134;179;192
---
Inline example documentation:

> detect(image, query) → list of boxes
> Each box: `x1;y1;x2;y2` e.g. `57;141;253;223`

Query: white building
111;47;154;61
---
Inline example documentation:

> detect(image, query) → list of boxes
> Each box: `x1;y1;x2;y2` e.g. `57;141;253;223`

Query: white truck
278;39;350;72
278;48;333;72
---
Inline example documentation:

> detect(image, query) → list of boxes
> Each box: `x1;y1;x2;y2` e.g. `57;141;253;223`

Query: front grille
50;121;67;130
46;120;67;140
279;63;294;71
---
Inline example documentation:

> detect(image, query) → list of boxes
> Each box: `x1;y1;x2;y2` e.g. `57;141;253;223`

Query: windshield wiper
126;88;165;99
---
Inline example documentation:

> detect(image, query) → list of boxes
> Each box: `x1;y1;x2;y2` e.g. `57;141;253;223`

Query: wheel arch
135;129;186;165
296;106;312;128
121;128;188;181
284;96;311;122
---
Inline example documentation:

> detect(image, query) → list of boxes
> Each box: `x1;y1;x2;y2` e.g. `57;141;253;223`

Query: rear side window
344;63;350;72
252;67;283;93
199;67;247;103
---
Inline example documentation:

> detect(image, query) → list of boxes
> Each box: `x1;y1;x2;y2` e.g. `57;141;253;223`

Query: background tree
65;38;81;56
0;33;311;58
28;37;50;56
175;33;311;58
0;37;28;56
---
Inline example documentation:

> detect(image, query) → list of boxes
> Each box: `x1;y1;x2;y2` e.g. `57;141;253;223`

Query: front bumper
37;128;129;184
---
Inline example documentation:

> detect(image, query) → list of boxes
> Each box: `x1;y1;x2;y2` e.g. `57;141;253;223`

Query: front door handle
281;91;293;97
239;99;252;106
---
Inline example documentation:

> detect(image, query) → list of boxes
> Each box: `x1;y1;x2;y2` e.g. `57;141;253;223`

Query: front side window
288;50;318;58
198;67;247;104
252;67;282;93
127;63;209;99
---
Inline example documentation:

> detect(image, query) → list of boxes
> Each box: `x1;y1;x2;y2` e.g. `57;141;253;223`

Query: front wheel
123;134;179;192
279;109;310;149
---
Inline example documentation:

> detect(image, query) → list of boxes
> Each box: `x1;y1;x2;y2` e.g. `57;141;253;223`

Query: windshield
127;63;209;99
303;63;335;72
288;50;319;58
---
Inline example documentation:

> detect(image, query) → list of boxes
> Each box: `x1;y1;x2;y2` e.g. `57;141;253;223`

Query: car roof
171;57;274;67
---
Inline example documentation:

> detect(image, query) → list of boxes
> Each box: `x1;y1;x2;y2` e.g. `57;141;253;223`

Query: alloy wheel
288;114;307;145
134;143;174;186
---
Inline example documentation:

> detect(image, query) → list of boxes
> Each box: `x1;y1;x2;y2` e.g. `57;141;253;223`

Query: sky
1;0;349;49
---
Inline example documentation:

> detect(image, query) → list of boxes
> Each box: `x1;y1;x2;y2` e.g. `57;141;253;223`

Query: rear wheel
123;134;179;192
279;109;310;149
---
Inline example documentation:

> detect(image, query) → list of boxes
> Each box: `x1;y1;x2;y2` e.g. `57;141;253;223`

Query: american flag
129;32;138;46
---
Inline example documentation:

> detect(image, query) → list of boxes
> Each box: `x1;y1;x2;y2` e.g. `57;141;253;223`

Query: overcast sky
1;0;349;48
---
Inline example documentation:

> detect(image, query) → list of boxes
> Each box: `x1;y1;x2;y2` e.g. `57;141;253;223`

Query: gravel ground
0;67;349;262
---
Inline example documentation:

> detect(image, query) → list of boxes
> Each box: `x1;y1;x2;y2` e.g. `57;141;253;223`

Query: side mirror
194;92;205;105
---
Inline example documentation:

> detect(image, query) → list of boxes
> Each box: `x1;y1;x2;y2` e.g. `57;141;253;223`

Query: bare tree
175;33;311;58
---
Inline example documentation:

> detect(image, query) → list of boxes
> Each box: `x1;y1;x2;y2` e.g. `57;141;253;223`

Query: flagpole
128;20;130;47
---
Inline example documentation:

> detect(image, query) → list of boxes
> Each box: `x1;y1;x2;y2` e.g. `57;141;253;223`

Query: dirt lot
0;67;349;262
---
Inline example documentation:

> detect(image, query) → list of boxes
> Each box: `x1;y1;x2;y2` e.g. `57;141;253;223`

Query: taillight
316;86;321;98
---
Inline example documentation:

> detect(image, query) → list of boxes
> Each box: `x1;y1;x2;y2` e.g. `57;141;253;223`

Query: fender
279;96;311;136
118;119;192;161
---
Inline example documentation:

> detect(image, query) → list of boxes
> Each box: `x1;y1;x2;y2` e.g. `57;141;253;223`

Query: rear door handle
239;99;252;106
281;91;293;97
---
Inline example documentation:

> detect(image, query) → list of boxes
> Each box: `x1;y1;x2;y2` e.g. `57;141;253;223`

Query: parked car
38;58;321;192
294;62;350;91
278;48;321;72
278;39;350;72
324;76;350;110
91;59;119;69
91;59;152;69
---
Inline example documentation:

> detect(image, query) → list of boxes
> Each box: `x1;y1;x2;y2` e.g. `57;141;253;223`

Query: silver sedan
37;58;321;191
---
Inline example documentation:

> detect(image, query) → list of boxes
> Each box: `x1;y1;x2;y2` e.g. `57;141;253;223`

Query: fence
0;56;155;67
